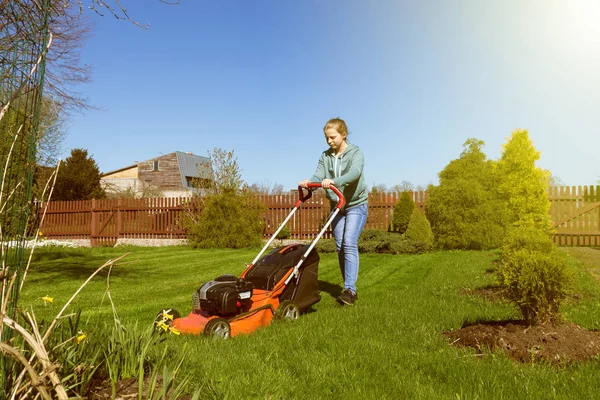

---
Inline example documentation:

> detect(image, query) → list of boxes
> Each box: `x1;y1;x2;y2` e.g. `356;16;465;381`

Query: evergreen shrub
187;191;265;249
276;226;291;240
404;208;434;250
426;139;508;250
392;191;414;234
497;226;573;325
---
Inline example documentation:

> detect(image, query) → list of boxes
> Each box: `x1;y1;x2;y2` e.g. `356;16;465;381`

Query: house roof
175;151;212;189
100;151;213;190
100;164;137;177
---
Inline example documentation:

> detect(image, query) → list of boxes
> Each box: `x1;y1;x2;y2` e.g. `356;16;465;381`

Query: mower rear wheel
204;317;231;339
275;300;299;321
154;308;180;334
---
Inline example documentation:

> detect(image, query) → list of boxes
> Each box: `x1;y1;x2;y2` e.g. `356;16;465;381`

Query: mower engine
192;274;253;316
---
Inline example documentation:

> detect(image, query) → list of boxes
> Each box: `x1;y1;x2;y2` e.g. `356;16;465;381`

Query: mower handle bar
297;182;345;210
250;182;345;266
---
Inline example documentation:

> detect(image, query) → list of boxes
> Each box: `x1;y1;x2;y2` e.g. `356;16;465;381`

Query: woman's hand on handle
321;179;335;189
298;180;310;188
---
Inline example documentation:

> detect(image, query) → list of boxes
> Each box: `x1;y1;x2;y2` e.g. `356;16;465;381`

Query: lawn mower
155;182;345;339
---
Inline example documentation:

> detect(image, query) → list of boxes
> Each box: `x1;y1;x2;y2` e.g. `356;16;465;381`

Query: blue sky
64;0;600;190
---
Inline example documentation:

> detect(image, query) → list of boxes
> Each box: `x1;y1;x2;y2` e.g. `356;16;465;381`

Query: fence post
90;199;97;247
117;198;123;240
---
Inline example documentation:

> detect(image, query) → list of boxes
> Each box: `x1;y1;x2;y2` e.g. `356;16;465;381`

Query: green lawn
19;245;600;399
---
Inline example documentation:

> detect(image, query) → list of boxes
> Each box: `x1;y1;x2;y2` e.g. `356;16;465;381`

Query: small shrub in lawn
187;191;266;249
497;226;574;325
392;191;415;234
404;208;434;250
360;229;388;242
316;238;337;253
276;226;291;240
380;235;430;255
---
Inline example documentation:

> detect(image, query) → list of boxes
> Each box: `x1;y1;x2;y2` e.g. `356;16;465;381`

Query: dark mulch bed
444;320;600;364
449;279;600;364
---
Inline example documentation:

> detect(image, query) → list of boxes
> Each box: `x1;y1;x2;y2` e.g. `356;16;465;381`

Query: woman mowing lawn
299;117;368;306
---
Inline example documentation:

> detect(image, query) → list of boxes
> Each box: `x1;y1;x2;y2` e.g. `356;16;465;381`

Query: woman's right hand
298;180;310;188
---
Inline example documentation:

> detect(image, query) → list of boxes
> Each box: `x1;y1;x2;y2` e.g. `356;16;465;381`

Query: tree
390;181;414;193
2;1;179;113
205;147;245;194
36;96;67;167
370;183;387;195
497;129;551;231
391;191;415;234
249;180;285;195
186;148;266;248
426;138;509;250
53;148;106;200
404;208;434;249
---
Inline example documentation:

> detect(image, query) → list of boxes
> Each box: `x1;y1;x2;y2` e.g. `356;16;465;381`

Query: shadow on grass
318;280;343;299
26;248;143;283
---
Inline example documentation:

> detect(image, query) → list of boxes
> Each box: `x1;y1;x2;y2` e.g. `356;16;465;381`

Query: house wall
138;153;184;191
101;166;139;194
101;178;141;193
104;167;138;179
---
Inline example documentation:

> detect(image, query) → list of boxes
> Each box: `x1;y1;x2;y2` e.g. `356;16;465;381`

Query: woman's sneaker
337;289;357;305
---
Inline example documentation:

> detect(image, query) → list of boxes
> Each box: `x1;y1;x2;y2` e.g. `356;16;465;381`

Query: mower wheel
154;308;180;334
204;317;231;339
275;300;299;321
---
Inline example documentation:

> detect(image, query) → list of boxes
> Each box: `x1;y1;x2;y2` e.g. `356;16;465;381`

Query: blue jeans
331;203;368;294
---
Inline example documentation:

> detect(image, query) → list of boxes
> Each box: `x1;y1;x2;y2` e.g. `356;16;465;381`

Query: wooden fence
38;191;427;246
38;186;600;247
549;185;600;246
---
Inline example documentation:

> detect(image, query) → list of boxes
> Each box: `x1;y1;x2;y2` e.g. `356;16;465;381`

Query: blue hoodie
310;143;369;210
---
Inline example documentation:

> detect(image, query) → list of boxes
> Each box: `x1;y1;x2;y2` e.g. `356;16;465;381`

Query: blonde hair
323;118;349;138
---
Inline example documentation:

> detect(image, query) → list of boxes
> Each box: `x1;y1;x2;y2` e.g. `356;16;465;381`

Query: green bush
404;209;434;250
497;227;573;325
316;229;429;255
426;138;509;250
392;191;414;234
276;226;291;240
316;238;337;253
187;191;266;249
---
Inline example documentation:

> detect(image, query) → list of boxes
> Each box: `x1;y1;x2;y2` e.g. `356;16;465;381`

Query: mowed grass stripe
19;245;600;399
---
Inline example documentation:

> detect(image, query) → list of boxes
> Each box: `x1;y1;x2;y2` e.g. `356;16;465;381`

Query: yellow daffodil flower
155;320;169;331
160;309;175;321
168;326;181;335
41;295;54;305
76;332;87;344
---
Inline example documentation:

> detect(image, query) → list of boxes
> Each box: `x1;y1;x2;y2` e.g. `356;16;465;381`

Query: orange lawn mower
155;183;345;339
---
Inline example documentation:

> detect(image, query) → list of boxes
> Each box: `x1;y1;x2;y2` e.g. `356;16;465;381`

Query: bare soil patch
444;321;600;364
445;248;600;364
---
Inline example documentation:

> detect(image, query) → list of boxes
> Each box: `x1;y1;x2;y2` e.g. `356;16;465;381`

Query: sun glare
565;1;600;46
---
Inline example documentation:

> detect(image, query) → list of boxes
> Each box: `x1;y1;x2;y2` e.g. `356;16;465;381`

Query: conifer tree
404;208;434;248
426;138;508;250
53;148;106;200
497;129;551;231
392;191;415;234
